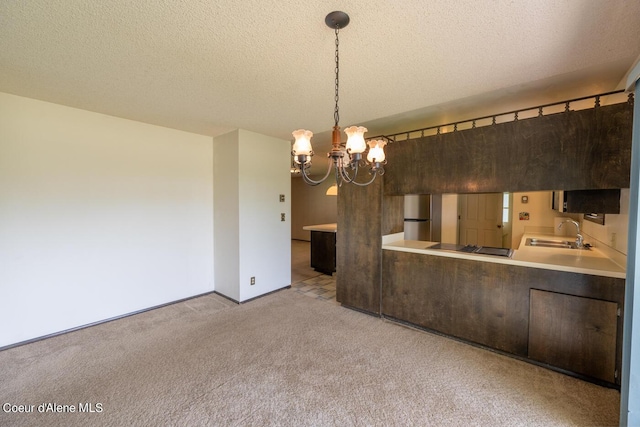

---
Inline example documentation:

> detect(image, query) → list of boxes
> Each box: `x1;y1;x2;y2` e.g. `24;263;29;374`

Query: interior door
458;193;503;247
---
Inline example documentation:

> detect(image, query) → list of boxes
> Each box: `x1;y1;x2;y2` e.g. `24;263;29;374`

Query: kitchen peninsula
302;223;337;275
335;94;633;389
381;232;625;386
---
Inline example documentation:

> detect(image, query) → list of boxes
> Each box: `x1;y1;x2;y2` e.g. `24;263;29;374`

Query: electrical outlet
250;276;255;285
281;213;285;221
279;194;285;202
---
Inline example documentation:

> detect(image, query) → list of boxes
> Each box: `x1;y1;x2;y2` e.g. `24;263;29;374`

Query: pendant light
291;11;387;187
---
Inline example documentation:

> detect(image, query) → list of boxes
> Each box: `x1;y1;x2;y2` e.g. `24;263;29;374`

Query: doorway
458;193;505;247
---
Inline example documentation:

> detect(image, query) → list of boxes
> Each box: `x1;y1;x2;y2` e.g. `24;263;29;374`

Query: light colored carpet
0;290;619;426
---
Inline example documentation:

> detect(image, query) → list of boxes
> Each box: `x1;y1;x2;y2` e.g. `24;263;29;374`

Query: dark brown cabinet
382;251;530;356
552;189;621;214
528;289;619;384
336;176;385;315
310;231;336;275
383;102;632;195
381;250;625;386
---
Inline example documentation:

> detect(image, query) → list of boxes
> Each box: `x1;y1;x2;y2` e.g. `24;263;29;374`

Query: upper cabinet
383;100;633;195
552;189;621;214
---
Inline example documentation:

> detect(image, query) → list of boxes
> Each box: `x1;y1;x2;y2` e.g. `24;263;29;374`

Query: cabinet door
565;189;621;214
310;231;336;275
528;289;618;383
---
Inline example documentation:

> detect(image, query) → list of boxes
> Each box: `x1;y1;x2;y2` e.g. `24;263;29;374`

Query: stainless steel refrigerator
404;194;432;241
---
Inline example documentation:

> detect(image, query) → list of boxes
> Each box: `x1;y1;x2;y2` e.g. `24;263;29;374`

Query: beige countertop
302;223;337;233
382;232;626;279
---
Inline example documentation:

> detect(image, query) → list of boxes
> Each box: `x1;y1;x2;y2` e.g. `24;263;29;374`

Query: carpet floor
0;289;619;426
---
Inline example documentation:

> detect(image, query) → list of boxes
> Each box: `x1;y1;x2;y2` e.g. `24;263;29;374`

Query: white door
458;193;503;247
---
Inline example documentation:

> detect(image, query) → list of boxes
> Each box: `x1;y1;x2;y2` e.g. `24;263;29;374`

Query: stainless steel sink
525;238;590;250
529;238;573;245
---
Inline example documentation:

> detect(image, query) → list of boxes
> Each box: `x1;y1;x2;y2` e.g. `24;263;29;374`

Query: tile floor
291;239;337;304
291;274;338;304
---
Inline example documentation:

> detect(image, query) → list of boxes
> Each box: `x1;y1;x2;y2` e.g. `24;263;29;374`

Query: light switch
281;213;285;221
279;194;285;202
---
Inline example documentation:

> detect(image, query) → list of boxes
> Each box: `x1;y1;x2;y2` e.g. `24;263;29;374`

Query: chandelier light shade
344;126;368;154
291;129;313;163
291;11;388;188
367;140;387;163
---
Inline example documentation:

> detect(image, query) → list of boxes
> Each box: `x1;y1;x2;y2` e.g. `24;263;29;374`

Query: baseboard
0;290;217;353
2;285;295;353
214;285;292;305
213;291;240;304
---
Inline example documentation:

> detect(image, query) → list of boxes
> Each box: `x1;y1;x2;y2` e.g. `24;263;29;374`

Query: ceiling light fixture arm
338;156;358;184
339;155;383;186
298;155;334;186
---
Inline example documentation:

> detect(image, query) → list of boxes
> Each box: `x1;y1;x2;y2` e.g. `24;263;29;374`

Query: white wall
0;92;214;348
213;129;291;303
213;131;240;301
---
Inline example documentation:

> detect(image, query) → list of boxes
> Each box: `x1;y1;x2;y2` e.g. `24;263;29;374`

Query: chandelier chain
334;27;340;128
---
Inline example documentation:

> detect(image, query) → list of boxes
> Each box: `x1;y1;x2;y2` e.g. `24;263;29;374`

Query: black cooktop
429;243;513;258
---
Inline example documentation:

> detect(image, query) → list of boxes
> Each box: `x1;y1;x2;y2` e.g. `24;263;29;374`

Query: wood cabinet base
310;231;336;275
382;250;625;387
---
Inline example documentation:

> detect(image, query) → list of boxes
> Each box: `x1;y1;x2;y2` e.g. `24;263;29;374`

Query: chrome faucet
558;219;584;248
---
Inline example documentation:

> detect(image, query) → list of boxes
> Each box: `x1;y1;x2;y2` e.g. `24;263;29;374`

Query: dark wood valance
383;102;633;195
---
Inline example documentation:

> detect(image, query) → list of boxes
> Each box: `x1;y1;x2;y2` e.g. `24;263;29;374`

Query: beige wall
509;190;629;254
581;188;629;255
510;191;571;248
441;194;458;244
291;176;337;241
438;190;628;252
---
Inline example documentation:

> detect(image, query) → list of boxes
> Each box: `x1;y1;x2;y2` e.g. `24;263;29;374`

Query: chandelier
291;11;387;187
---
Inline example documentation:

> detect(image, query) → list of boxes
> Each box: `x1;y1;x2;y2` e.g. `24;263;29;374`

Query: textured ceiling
2;0;640;154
